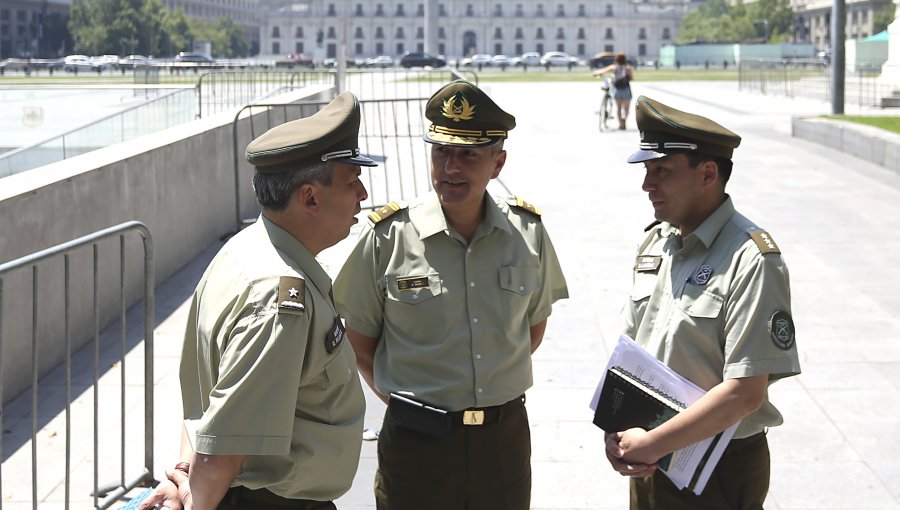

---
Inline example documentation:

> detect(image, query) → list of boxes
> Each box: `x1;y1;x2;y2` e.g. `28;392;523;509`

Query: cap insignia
277;276;306;315
442;92;476;122
750;230;781;254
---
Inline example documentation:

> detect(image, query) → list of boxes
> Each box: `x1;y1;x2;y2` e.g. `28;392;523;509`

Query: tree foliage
68;0;249;57
677;0;796;44
873;3;896;34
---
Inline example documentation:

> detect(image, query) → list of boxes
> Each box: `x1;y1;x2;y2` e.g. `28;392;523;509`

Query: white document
591;335;739;495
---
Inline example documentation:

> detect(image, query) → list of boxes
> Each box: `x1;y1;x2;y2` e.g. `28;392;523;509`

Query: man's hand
137;468;191;510
604;431;658;478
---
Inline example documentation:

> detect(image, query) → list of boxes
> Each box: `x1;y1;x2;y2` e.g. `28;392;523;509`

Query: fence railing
0;221;155;510
738;59;900;108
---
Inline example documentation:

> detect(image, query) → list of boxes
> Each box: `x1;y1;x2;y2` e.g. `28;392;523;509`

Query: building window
495;42;503;54
494;27;503;38
536;27;544;39
439;42;446;54
515;42;523;54
604;44;613;51
295;26;303;37
515;4;523;16
605;4;613;16
662;27;671;40
327;3;336;15
605;28;614;39
494;4;503;15
416;26;424;38
375;3;384;15
327;43;336;57
577;27;585;39
556;27;565;39
536;4;545;16
355;42;363;54
396;4;405;15
296;41;304;52
577;43;585;55
556;3;565;16
515;27;524;39
272;41;280;53
556;43;564;51
0;9;8;21
376;42;384;53
417;42;424;51
578;4;586;16
439;3;447;15
466;4;474;16
639;43;646;56
327;27;336;38
16;11;25;21
375;27;384;39
355;4;363;15
355;27;364;38
396;27;405;38
438;27;446;38
397;42;404;53
639;27;646;40
271;26;280;37
536;43;544;53
416;3;424;15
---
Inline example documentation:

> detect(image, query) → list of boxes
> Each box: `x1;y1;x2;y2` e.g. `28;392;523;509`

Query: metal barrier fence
738;59;899;108
0;221;155;510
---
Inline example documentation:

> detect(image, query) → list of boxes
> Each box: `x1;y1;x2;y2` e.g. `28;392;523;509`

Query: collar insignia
441;92;476;122
694;265;713;285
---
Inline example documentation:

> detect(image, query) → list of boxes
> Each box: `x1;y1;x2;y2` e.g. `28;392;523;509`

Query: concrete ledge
792;116;900;175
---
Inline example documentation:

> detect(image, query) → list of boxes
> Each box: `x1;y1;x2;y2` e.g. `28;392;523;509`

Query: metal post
831;0;846;113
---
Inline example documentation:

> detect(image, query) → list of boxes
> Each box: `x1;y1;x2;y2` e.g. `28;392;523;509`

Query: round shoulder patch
768;310;795;350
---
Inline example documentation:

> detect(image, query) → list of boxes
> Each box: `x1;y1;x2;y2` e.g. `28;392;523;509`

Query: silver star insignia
288;287;299;298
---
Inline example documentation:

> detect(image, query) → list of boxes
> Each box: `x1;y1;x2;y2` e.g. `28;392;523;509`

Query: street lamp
754;18;770;43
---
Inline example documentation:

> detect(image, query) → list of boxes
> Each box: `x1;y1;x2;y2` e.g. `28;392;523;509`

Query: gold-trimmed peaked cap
423;80;516;147
628;95;741;164
246;91;377;173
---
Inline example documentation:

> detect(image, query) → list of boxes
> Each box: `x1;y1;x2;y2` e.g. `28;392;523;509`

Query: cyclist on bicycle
592;53;634;130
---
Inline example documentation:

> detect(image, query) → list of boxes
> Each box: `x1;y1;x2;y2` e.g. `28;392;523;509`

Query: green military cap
246;91;377;173
627;95;741;164
423;80;516;147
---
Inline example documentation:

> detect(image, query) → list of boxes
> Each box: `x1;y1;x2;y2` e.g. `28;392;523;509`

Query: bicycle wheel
599;94;612;131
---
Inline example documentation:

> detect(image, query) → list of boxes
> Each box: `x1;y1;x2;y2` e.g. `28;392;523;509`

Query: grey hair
252;160;333;211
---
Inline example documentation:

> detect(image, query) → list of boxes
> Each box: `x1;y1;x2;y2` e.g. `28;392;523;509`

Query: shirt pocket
679;283;724;319
498;266;540;296
385;273;443;304
630;272;658;303
324;341;355;386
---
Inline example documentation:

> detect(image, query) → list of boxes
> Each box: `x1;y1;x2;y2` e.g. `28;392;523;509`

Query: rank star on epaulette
750;230;781;254
277;276;305;315
368;201;402;224
508;196;542;217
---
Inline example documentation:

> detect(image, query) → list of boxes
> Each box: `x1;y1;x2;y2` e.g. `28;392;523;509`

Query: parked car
322;56;360;68
399;51;446;68
275;52;314;68
460;53;493;67
540;51;579;67
62;54;94;72
175;52;215;63
118;55;151;69
365;55;394;68
589;51;636;69
91;54;119;70
512;52;541;67
491;54;511;67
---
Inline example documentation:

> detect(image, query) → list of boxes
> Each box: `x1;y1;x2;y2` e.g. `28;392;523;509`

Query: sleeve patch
368;202;402;224
750;230;781;254
277;276;306;314
507;196;542;218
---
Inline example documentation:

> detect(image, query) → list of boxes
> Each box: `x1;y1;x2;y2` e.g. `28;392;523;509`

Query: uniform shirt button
469;282;475;288
477;388;484;394
473;317;479;323
519;285;525;291
475;353;482;360
467;248;472;254
412;294;419;300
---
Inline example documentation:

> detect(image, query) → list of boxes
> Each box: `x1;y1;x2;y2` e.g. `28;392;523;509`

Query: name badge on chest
325;317;346;354
634;255;662;272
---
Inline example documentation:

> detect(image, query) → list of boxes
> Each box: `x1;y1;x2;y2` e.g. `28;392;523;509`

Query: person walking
333;80;569;510
593;53;634;130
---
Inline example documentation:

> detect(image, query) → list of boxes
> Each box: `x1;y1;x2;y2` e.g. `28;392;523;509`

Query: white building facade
259;0;695;62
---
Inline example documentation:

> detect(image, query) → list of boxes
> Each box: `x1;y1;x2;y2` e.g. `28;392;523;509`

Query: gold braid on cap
441;93;476;122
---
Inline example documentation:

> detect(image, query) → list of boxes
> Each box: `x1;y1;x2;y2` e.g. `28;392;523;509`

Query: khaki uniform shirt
180;215;365;501
623;197;801;438
334;192;569;411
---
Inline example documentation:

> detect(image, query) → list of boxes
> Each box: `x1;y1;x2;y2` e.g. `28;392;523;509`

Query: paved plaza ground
3;79;900;509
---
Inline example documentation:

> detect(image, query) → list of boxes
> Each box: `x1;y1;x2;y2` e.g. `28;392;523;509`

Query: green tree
676;0;796;44
189;16;249;57
873;3;896;34
161;8;193;56
68;0;168;55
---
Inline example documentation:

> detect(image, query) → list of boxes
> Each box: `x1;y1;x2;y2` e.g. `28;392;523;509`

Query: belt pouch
388;392;452;437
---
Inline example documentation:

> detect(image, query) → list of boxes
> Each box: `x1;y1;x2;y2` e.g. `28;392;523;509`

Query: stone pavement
5;79;900;509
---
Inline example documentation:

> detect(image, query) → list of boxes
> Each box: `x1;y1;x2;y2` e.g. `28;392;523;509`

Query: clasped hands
137;468;193;510
605;428;662;478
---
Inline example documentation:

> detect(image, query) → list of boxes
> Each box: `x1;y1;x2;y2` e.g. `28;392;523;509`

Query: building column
879;0;900;81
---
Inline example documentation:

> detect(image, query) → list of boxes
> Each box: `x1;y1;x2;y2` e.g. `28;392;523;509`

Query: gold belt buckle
462;409;485;425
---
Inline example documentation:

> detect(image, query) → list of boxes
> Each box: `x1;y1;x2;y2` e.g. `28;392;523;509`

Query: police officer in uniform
333;80;569;510
139;92;376;510
605;96;801;509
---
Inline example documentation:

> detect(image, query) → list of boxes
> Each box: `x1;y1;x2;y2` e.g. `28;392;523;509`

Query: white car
540;51;579;67
512;52;541;67
365;55;393;68
491;54;512;67
62;55;94;72
461;53;493;67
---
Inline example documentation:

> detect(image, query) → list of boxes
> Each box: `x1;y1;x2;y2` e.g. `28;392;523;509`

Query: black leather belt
220;486;334;510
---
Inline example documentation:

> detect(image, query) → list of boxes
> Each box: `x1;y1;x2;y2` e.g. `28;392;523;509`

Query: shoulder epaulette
507;196;542;218
749;230;781;254
368;202;403;224
644;220;662;232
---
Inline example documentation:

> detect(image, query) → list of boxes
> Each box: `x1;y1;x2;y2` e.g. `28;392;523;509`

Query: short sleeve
723;252;801;381
527;224;569;326
334;226;385;338
188;311;309;456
